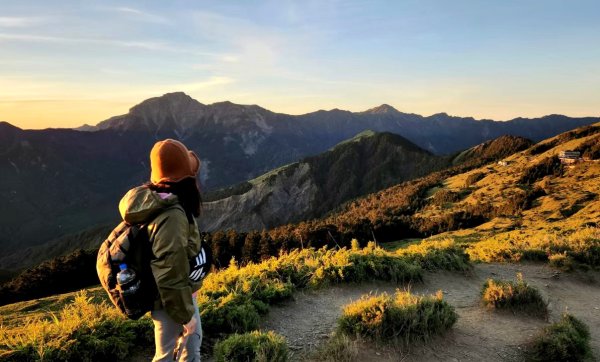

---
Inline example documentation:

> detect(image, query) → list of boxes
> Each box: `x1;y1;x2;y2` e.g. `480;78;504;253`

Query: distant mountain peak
0;121;21;131
364;104;400;114
129;91;204;114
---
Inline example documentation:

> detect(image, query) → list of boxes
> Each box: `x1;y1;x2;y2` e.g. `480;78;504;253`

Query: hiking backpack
97;220;213;320
96;221;156;320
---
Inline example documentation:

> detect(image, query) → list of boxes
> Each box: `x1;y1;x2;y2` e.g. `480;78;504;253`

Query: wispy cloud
0;74;235;102
173;76;235;91
0;32;181;52
107;6;170;24
0;17;45;28
0;32;167;50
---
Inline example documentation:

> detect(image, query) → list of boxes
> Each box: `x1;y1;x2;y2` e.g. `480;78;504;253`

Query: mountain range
199;132;533;232
0;91;598;260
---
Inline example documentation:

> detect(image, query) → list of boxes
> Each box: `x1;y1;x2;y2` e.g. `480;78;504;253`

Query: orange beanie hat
150;139;200;184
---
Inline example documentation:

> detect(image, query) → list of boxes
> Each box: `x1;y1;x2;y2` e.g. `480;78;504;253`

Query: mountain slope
0;131;533;271
1;125;595;306
199;131;447;232
450;135;534;165
263;123;600;255
1;92;598;255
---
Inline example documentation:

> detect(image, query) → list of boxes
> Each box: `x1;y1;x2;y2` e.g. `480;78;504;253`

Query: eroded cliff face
199;163;317;232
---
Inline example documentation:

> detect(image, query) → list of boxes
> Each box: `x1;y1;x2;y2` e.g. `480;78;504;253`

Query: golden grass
337;290;457;343
481;273;548;317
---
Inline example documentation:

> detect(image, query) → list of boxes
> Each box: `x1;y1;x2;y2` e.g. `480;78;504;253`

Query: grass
467;227;600;269
396;238;471;271
380;238;422;252
0;242;470;361
197;243;424;334
213;331;288;362
481;273;548;318
337;290;457;343
313;334;358;362
0;290;153;361
528;314;592;362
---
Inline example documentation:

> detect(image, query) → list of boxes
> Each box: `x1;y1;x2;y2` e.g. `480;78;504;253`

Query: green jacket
119;186;202;324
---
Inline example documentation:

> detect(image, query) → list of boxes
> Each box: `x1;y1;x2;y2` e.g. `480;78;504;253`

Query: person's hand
183;316;198;336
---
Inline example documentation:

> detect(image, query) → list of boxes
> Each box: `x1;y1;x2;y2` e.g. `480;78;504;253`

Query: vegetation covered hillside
270;123;599;251
0;124;599;361
0;125;596;306
200;131;448;232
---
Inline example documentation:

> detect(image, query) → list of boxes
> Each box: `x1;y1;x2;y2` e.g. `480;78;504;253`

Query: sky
1;0;599;129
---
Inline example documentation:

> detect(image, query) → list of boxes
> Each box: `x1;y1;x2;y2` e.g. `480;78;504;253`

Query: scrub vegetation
0;242;468;361
528;314;592;362
213;331;288;362
481;273;548;318
337;290;457;343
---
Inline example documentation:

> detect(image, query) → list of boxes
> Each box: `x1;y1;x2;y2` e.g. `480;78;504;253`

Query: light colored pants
151;298;202;362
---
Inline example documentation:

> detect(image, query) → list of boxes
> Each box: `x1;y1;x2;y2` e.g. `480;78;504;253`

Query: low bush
213;331;288;362
1;242;469;360
198;244;423;334
337;290;457;343
464;172;485;187
528;314;592;362
0;291;152;361
548;252;574;271
481;273;547;317
313;334;358;362
431;189;460;207
396;238;471;271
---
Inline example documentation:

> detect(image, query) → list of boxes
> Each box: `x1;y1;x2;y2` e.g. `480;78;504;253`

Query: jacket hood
119;186;180;224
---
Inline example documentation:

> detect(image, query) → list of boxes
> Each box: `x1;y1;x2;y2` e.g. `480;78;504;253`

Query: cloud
0;17;45;28
173;76;235;91
0;74;235;103
190;11;285;64
0;32;179;52
107;6;170;24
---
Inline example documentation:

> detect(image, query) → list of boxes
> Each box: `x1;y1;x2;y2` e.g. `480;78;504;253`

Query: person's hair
147;177;202;223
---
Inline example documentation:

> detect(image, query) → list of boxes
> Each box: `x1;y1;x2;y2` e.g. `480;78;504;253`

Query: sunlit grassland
0;241;469;361
379;238;422;252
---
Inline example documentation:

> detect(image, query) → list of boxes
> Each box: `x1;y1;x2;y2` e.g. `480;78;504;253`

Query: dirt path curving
259;263;600;361
134;263;600;361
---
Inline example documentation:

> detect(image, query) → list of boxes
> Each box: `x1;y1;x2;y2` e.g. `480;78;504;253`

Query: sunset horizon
2;0;600;129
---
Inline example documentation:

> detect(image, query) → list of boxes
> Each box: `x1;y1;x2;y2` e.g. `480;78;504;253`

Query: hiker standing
118;139;205;361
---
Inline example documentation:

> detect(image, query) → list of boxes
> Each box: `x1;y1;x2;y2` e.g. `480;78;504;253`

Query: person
118;139;204;361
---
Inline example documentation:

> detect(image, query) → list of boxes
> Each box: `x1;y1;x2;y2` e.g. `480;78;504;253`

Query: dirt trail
259;263;600;361
134;263;600;361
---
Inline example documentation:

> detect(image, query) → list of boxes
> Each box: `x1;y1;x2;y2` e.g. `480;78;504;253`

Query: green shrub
337;290;457;343
199;245;424;334
548;252;574;271
481;273;547;317
214;331;288;362
528;314;592;362
397;239;471;271
313;333;358;362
